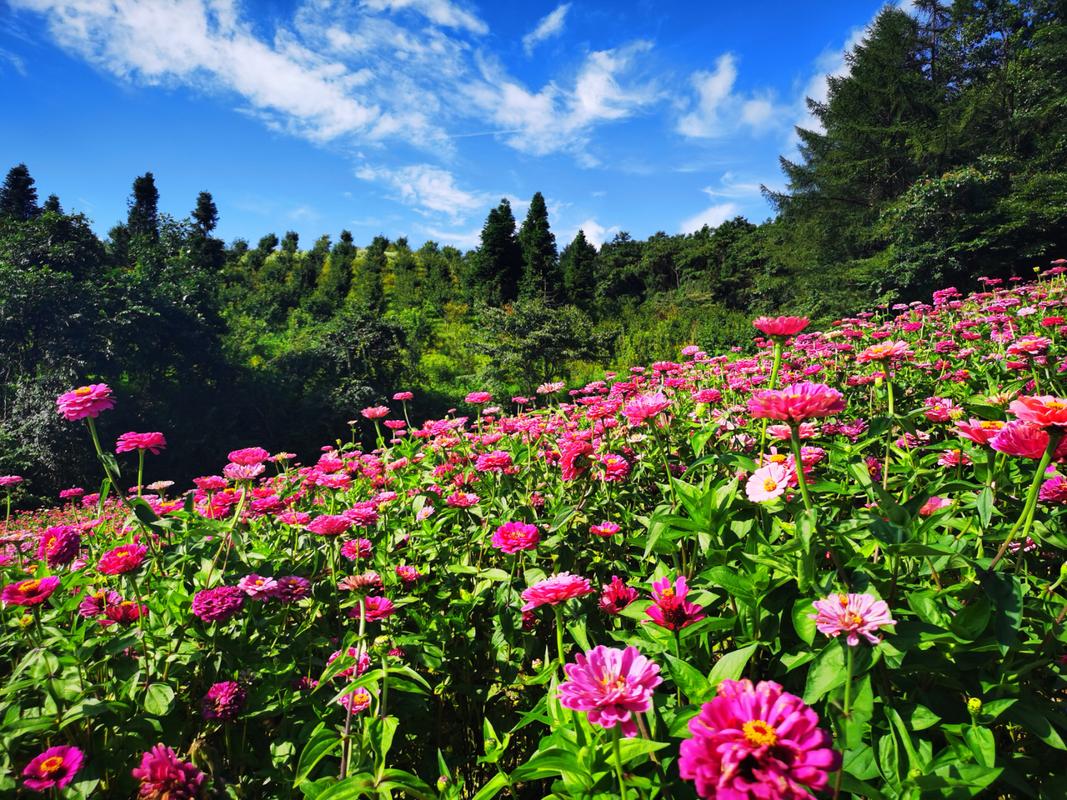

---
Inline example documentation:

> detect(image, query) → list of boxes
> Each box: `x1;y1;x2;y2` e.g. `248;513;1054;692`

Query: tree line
2;0;1064;498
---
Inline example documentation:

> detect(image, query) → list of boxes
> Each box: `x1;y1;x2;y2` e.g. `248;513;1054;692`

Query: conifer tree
127;172;160;242
0;163;39;221
518;192;560;303
470;199;523;305
560;229;598;308
42;194;62;214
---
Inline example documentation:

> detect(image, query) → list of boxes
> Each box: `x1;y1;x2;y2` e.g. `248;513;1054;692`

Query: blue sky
0;0;891;249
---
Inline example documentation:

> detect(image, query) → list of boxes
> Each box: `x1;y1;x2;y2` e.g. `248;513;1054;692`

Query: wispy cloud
677;53;788;139
569;218;618;248
360;0;487;35
417;224;482;249
0;46;27;75
522;3;570;55
356;163;489;222
679;190;740;234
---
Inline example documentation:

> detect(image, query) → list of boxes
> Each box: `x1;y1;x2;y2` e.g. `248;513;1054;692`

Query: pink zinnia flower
647;575;705;630
56;383;115;421
955;418;1004;445
0;474;24;487
307;514;352;536
752;315;809;337
559;439;595;481
79;588;122;618
115;431;167;455
990;420;1063;460
811;593;895;646
227;446;270;465
475;450;513;473
1009;395;1067;429
192;585;245;623
2;576;60;607
270;576;311;603
558;645;662;737
856;340;912;364
103;599;148;626
445;491;479;508
201;681;246;721
237;574;278;600
919;496;951;516
393;391;414;401
599;576;638;614
131;744;206;798
341;538;373;560
22;745;84;791
327;647;372;679
362;595;396;621
97;543;148;575
361;405;390;419
395;564;420;584
747;382;845;423
491;521;540;554
37;525;81;567
223;462;264;481
1039;475;1067;504
622;392;670;426
679;679;840;799
590;521;620;537
521;573;593;612
337;686;373;713
745;463;791;503
465;391;492;404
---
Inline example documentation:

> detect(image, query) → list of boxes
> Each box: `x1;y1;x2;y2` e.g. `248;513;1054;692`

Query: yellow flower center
837;594;850;607
1047;400;1066;410
74;386;93;395
742;720;778;747
769;454;787;463
763;478;778;492
660;587;675;599
39;755;65;774
19;580;41;593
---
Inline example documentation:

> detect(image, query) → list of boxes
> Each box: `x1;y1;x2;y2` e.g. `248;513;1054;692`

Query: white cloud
679;192;740;234
359;0;487;35
418;224;481;249
571;218;619;248
677;52;788;139
0;47;27;75
356;163;488;222
522;3;570;55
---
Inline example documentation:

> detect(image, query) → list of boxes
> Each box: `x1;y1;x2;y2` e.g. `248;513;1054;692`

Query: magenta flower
990;420;1065;460
362;595;396;621
521;572;593;612
599;576;639;614
590;521;621;537
341;538;373;560
227;446;270;465
327;647;372;679
558;645;662;737
811;593;895;646
192;585;245;623
22;744;84;791
856;340;912;364
223;462;264;481
753;315;809;337
646;575;705;631
393;391;414;401
79;588;122;619
237;574;278;600
270;576;311;603
1040;475;1067;504
559;439;595;481
622;391;670;426
361;405;390;419
201;681;246;721
307;514;352;536
2;576;60;607
748;382;845;423
491;521;540;554
37;525;81;567
0;475;24;487
97;543;148;575
337;686;373;713
115;431;168;455
56;383;115;421
679;679;840;799
131;744;206;798
465;391;492;404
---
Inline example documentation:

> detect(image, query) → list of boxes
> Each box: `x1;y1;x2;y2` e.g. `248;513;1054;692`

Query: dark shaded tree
518;192;560;303
0;163;39;221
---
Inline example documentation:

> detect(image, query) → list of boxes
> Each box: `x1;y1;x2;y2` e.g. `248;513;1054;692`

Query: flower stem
832;645;855;800
553;606;566;670
882;379;895;490
990;431;1060;569
611;726;628;800
759;339;783;458
788;424;813;512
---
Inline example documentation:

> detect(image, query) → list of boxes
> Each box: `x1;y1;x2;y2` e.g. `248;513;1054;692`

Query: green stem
136;449;145;498
989;432;1060;570
833;645;855;800
612;726;628;800
553;606;566;670
788;425;814;512
882;379;895;490
759;339;783;458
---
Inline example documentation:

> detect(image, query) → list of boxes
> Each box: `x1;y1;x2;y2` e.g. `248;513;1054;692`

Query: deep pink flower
37;525;81;567
521;573;593;612
1040;475;1067;504
395;564;421;584
2;576;60;606
22;745;84;791
269;576;311;603
955;418;1004;445
103;599;148;626
465;391;492;404
748;382;845;423
116;431;167;455
752;316;809;337
227;446;270;465
990;421;1060;459
475;450;513;473
491;521;540;554
307;514;352;536
361;405;390;419
362;595;396;621
679;679;840;799
201;681;246;721
393;391;414;401
622;392;670;426
193;475;228;492
647;575;705;630
599;576;638;614
811;593;895;646
337;686;373;714
445;491;479;508
341;538;373;560
558;645;662;737
97;543;148;575
192;585;245;623
56;383;115;421
79;588;122;618
590;520;620;537
919;496;951;516
559;439;594;480
328;647;372;679
0;475;24;487
1009;395;1067;429
131;744;206;798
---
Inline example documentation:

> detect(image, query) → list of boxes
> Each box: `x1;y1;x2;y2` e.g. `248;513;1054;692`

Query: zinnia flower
270;576;311;603
752;316;809;337
337;686;373;713
116;431;167;454
990;420;1064;460
37;525;81;567
97;543;148;575
237;574;278;600
56;383;115;421
22;745;84;791
521;573;593;612
558;645;662;737
811;593;895;646
307;514;351;536
955;418;1004;445
201;681;246;721
2;576;60;606
1039;475;1067;504
192;585;245;623
362;595;396;621
103;599;148;626
131;744;206;798
1009;395;1067;429
745;463;791;503
647;575;705;630
227;446;270;465
622;392;670;426
747;382;845;423
559;439;595;481
491;521;540;554
361;405;390;419
856;340;912;364
679;679;840;799
599;576;639;614
465;391;492;404
590;521;620;537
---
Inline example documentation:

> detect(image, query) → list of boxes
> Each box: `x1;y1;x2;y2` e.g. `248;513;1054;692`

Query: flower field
2;269;1066;799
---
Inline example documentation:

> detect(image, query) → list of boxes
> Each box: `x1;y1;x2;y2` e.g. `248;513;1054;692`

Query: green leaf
803;643;846;705
143;683;174;716
791;598;816;646
666;655;712;703
616;738;669;763
707;644;758;689
470;772;510;800
295;722;342;786
705;566;755;604
965;726;996;767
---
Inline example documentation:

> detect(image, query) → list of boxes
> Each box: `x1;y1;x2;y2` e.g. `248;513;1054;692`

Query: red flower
752;315;809;337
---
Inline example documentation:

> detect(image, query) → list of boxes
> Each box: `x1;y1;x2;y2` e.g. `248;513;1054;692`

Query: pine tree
518;191;560;303
353;235;388;312
560;229;598;308
0;163;39;221
470;199;523;305
127;173;160;242
192;191;219;236
42;194;62;214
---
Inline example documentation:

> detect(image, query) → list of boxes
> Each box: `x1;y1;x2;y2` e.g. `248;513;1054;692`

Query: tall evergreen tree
0;163;39;221
42;194;62;214
470;199;523;305
560;229;598;308
518;191;560;303
354;235;388;312
192;191;219;235
127;172;160;242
